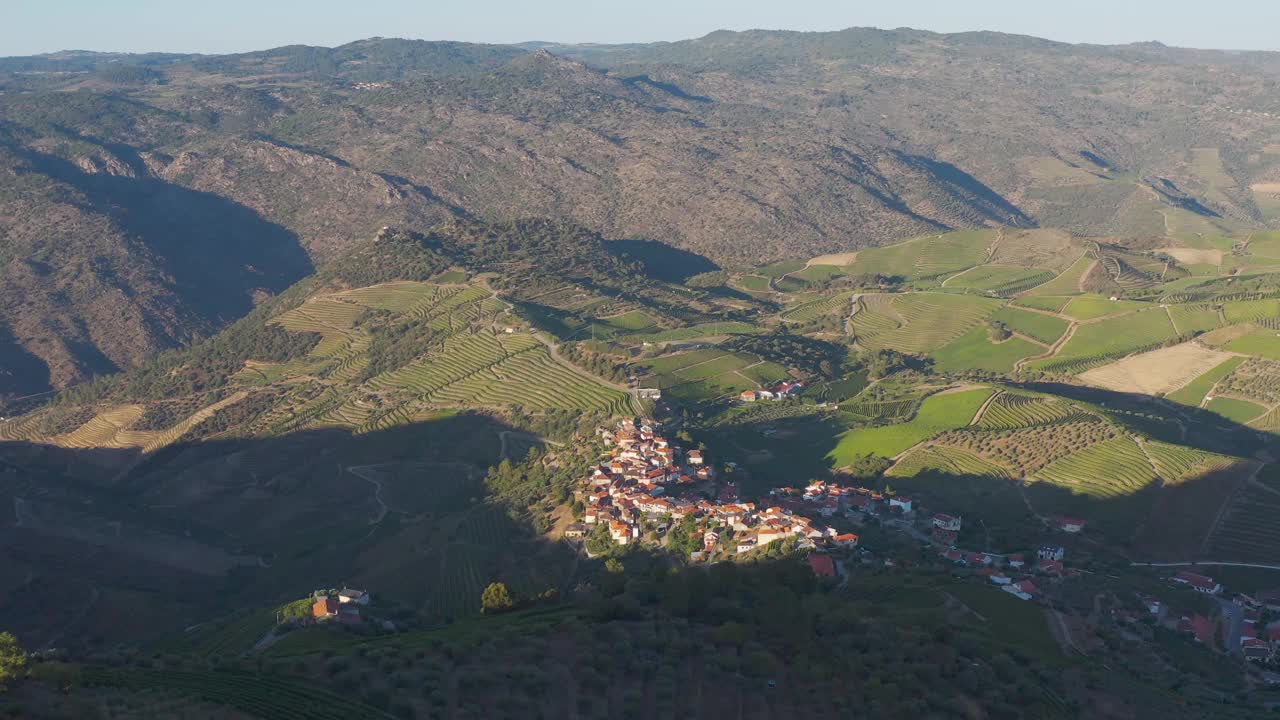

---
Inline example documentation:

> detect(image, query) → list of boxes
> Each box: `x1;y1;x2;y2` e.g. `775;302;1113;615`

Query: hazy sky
6;0;1280;56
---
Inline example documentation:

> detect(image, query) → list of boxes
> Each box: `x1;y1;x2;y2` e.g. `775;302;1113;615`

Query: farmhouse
1037;546;1065;562
1172;571;1222;595
1052;516;1086;533
889;496;913;513
313;596;339;620
808;553;836;577
1003;579;1040;601
338;588;370;605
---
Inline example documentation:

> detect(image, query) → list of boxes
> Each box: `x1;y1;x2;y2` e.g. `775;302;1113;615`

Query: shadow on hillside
606;238;719;283
1012;381;1275;459
17;145;314;324
0;411;575;650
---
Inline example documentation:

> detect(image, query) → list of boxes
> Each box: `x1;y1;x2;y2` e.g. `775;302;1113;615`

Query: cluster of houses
932;512;1083;602
1117;572;1280;663
738;381;803;403
570;419;858;560
311;588;370;625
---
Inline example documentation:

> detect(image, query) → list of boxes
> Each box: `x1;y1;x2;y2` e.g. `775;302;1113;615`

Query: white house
338;589;371;605
889;497;913;513
1037;546;1065;562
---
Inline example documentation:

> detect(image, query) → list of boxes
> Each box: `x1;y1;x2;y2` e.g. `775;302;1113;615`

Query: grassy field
945;583;1061;661
990;306;1069;344
931;327;1040;373
1029;309;1177;375
849;230;994;280
1166;356;1247;406
1223;328;1280;360
1061;295;1143;321
1204;396;1267;423
754;259;806;278
829;388;993;462
734;275;772;292
1012;295;1072;313
1221;299;1280;325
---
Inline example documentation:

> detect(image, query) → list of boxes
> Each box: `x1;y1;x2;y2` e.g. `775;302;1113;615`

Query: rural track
1014;319;1079;373
346;463;391;524
1131;560;1280;571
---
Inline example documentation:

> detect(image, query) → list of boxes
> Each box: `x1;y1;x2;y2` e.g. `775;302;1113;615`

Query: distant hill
7;29;1280;396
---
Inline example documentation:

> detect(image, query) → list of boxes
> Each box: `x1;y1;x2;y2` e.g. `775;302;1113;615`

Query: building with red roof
808;553;836;577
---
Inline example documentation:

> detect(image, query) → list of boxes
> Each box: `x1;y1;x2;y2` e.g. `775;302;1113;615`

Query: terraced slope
851;293;1003;353
1032;436;1158;499
976;393;1089;431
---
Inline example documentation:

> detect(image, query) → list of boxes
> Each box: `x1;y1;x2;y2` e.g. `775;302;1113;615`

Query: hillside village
572;417;1280;675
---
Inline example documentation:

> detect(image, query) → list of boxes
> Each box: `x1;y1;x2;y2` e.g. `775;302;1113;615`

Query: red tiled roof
808;554;836;577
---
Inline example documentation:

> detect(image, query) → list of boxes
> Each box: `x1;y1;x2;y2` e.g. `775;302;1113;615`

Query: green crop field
1167;356;1246;406
1012;295;1072;313
1061;295;1143;321
945;265;1053;295
1224;328;1280;360
931;327;1040;373
755;259;807;278
739;361;791;385
1029;309;1177;375
1205;396;1266;423
674;352;756;381
735;274;772;292
789;264;845;283
849;230;994;280
841;398;918;422
781;291;854;322
990;306;1069;344
853;293;1003;353
1166;303;1223;335
82;668;394;719
1019;254;1093;297
829;388;993;462
642;349;728;374
594;310;659;333
976;393;1088;430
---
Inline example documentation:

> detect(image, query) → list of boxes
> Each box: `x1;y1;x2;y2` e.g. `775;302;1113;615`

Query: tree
481;582;516;614
0;632;26;691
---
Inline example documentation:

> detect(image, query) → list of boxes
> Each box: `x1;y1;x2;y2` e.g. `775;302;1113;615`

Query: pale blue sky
5;0;1280;56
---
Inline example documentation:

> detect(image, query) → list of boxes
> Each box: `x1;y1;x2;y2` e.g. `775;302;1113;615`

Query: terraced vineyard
946;265;1053;296
841;398;918;422
852;293;1002;353
372;332;633;415
888;444;1012;479
1143;441;1240;482
1206;485;1280;563
82;668;393;720
1166;303;1223;335
976;393;1089;430
1019;255;1093;297
272;298;367;334
1032;436;1158;498
1222;298;1280;325
781;291;854;322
